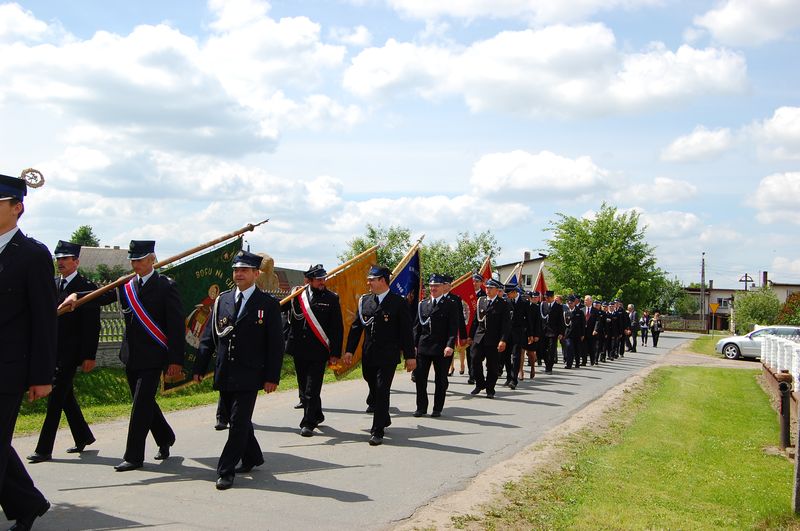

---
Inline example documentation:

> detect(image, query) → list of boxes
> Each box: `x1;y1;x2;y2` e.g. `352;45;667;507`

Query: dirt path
394;339;756;530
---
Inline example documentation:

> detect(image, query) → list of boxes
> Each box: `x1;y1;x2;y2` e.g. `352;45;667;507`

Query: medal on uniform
222;316;228;325
258;309;264;324
384;315;389;322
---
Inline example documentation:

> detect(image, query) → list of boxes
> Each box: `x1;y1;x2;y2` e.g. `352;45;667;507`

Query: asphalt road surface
12;332;695;530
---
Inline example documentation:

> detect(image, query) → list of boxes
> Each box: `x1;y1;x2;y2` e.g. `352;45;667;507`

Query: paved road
13;333;696;530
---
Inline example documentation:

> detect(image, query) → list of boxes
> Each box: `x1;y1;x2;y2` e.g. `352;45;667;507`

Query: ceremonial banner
533;261;548;296
161;237;243;392
390;244;421;312
326;247;378;378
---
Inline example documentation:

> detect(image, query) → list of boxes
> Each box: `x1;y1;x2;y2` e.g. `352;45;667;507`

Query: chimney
709;279;713;289
762;271;768;286
523;251;531;261
113;246;120;250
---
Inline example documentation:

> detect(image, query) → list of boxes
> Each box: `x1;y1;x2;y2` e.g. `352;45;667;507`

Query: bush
733;287;781;334
777;292;800;326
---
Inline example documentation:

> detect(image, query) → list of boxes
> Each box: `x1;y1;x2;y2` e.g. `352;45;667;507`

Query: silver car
715;325;800;360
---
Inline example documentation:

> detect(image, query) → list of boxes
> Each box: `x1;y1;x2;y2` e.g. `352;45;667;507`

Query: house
494;252;550;290
77;245;130;272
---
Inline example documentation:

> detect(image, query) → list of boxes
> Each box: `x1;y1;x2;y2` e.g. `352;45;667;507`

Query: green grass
688;332;731;357
467;366;799;530
15;355;363;436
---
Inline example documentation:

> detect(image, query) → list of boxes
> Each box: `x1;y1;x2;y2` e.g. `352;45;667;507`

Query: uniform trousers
1;394;48;520
217;390;262;477
35;365;94;455
502;342;524;385
470;343;499;393
295;358;327;428
465;345;475;380
362;363;396;437
583;335;596;365
563;337;577;368
124;368;175;464
216;396;229;427
414;355;450;413
541;335;558;371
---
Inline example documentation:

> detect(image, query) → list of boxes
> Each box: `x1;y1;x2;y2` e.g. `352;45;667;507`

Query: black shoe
369;435;383;446
410;374;416;382
431;411;441;418
9;500;50;531
366;405;375;413
412;410;425;418
467;378;475;385
300;426;314;437
545;369;553;374
214;422;228;431
294;402;304;409
509;382;516;390
503;380;511;387
114;461;143;472
26;452;51;463
216;475;234;490
470;386;484;395
66;436;96;454
154;446;171;460
486;392;495;399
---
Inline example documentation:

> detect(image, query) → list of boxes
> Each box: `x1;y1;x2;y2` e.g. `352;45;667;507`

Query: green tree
421;231;500;281
673;293;700;317
733;287;781;334
95;264;127;283
545;203;663;308
777;292;800;326
70;225;100;247
649;276;689;314
338;224;412;271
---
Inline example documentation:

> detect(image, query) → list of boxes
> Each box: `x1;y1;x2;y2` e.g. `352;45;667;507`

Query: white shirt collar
431;295;442;304
138;269;155;286
375;289;389;304
60;270;79;285
235;284;257;304
487;295;496;303
0;226;19;254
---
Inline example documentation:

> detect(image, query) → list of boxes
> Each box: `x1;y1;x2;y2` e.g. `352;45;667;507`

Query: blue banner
390;249;421;312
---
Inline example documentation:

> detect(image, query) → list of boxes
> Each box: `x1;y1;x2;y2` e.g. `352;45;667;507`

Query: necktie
432;298;438;308
59;278;67;292
234;292;244;319
138;277;144;290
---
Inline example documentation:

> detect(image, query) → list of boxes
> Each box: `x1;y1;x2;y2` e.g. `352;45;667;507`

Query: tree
421;231;500;281
673;293;700;317
545;203;664;309
95;264;127;283
733;287;781;334
777;292;800;326
338;224;412;271
338;224;500;281
649;276;689;314
71;225;100;247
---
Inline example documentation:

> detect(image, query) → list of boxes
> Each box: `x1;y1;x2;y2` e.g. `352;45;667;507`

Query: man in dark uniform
581;296;599;366
194;250;284;489
0;172;56;530
540;290;564;374
64;240;186;471
524;291;542;379
597;302;612;362
28;241;99;464
466;273;486;385
284;264;343;437
469;278;511;398
443;275;468;377
344;265;415;446
413;274;458;417
503;284;530;390
562;295;585;369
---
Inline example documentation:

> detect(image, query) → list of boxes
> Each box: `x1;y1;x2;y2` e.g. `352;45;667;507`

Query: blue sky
2;0;799;287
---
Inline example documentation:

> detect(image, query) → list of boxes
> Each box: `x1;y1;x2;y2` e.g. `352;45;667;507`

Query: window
717;297;730;308
520;274;532;287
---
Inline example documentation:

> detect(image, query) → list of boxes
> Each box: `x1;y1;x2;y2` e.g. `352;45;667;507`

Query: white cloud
344;25;747;116
661;126;734;162
0;0;360;157
750;106;800;160
386;0;661;24
0;2;52;43
693;0;800;47
329;25;372;47
639;209;702;239
613;177;697;203
754;172;800;224
469;150;611;198
772;256;800;277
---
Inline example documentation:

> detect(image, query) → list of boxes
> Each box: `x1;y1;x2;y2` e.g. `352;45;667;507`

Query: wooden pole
59;219;269;315
449;270;473;290
279;244;380;305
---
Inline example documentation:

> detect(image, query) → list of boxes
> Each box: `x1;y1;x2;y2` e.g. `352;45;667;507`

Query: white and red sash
123;278;168;350
298;287;330;351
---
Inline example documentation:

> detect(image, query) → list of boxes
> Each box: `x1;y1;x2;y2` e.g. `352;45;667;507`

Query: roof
77;246;130;271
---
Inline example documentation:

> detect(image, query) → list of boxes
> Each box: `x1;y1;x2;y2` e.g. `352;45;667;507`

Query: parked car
715;325;800;360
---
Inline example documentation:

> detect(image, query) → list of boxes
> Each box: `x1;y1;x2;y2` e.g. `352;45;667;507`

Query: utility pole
701;252;706;331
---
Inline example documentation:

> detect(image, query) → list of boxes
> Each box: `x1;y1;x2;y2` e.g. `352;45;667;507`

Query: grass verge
461;366;799;530
15;355;363;436
688;333;731;357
